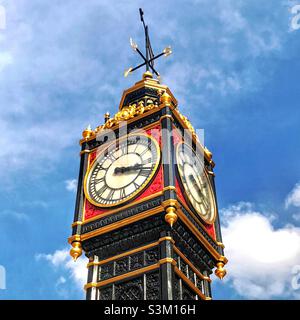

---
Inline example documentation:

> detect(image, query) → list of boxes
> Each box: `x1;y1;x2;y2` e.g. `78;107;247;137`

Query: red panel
175;177;188;206
84;198;106;220
84;126;163;221
146;125;161;144
206;223;216;240
89;150;97;164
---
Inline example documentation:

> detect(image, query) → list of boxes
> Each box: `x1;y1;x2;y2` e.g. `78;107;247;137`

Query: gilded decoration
82;100;158;141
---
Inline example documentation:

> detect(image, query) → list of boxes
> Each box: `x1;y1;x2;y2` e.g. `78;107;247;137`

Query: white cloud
220;202;300;299
0;209;29;221
292;213;300;222
65;179;77;192
285;183;300;208
35;248;88;292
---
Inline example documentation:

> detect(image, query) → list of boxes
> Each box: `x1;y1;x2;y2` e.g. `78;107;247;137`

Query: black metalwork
124;8;172;78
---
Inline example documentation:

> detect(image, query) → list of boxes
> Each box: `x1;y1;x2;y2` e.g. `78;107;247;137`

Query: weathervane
124;8;172;79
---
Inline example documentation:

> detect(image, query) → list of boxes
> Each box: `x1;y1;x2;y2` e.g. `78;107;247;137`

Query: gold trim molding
84;258;176;290
71;221;82;228
81;206;163;241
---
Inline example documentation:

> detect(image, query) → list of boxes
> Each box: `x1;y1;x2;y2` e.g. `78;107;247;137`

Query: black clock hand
114;163;150;174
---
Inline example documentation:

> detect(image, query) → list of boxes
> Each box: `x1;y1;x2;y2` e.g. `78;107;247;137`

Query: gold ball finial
104;112;110;123
215;262;227;280
160;92;172;106
82;125;93;140
165;206;178;228
143;71;153;79
70;241;82;262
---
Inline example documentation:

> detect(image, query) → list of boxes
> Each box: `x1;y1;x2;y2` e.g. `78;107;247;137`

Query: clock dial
84;134;160;207
176;143;216;224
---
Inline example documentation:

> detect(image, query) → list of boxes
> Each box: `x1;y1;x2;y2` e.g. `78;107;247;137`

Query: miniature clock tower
68;9;227;300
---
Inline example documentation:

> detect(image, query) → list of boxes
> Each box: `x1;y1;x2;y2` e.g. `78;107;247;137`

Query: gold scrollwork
93;101;158;134
176;111;203;145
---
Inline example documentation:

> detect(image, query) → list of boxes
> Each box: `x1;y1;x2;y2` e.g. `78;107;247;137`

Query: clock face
176;143;216;224
84;134;160;207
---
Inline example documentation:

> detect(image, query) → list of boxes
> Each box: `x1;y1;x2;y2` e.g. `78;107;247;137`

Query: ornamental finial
124;8;172;79
82;125;93;140
160;91;172;106
104;112;110;123
70;241;82;262
215;262;227;280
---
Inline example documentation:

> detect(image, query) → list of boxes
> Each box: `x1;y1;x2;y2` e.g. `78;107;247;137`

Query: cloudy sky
0;0;300;300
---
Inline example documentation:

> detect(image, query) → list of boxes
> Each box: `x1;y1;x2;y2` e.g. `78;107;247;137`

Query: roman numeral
96;185;107;196
140;147;149;158
120;188;126;199
133;181;140;189
105;189;114;201
139;167;152;177
94;177;104;184
107;153;116;162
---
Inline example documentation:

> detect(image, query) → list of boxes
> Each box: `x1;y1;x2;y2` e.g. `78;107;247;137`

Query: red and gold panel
83;125;163;221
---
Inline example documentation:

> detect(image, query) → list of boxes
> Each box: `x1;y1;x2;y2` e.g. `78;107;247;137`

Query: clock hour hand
114;163;150;174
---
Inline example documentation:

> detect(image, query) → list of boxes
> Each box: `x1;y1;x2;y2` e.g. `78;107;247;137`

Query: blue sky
0;0;300;300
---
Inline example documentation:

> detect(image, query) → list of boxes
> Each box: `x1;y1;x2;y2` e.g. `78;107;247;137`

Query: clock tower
68;10;227;300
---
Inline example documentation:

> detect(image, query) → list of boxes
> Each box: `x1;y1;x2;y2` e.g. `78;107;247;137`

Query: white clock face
176;143;216;224
84;134;160;207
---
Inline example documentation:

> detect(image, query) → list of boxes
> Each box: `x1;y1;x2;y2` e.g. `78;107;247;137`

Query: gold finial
215;262;227;279
104;112;110;123
165;206;178;227
160;91;172;106
70;241;82;262
143;71;153;79
82;125;93;140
